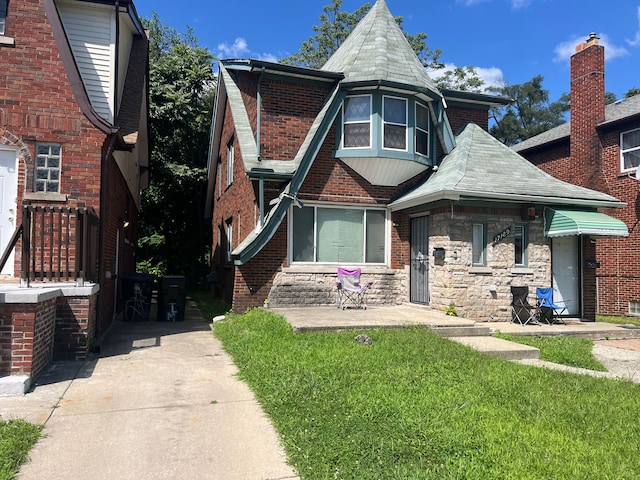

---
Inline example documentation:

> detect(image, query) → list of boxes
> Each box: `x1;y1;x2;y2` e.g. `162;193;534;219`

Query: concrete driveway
1;301;298;480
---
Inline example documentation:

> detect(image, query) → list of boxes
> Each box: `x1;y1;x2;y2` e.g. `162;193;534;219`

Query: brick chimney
570;33;605;190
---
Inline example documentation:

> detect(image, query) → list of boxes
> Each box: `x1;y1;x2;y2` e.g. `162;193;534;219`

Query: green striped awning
545;209;629;237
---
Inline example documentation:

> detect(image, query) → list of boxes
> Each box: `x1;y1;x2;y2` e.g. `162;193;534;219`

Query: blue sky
134;0;640;102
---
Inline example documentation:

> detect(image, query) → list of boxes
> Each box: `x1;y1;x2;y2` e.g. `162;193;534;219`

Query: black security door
410;216;429;304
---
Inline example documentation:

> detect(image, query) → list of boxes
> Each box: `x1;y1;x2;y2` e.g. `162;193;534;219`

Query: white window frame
472;223;486;266
342;95;372;149
290;204;388;265
415;102;430;157
621;127;640;173
225;219;233;263
226;136;234;187
0;0;7;35
382;95;407;151
34;142;61;193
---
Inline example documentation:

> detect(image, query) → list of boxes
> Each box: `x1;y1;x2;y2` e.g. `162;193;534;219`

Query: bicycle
124;283;150;321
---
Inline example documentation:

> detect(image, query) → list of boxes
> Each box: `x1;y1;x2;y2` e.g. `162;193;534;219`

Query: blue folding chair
535;287;567;325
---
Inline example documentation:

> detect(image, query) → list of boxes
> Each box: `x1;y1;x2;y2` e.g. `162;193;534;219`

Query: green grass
493;333;607;371
189;290;230;321
597;315;640;327
213;309;640;479
0;419;42;480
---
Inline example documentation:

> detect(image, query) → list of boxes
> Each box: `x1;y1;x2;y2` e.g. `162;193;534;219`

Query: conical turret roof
321;0;441;97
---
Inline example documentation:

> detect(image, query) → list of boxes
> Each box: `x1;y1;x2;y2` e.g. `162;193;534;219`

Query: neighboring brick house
514;34;640;317
0;0;149;390
205;0;627;323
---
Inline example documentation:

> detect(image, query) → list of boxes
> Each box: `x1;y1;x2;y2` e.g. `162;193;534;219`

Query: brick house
514;34;640;317
0;0;149;391
206;0;627;323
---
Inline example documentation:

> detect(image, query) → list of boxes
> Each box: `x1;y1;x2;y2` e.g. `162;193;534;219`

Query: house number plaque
493;226;511;244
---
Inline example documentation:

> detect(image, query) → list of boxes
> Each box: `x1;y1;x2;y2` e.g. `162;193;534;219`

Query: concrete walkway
1;301;298;480
272;304;640;382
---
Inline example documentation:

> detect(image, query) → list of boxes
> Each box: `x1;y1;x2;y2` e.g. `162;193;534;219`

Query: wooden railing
0;202;99;284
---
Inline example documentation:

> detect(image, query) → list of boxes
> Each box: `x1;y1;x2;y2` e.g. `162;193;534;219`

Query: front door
0;148;18;277
410;216;429;304
551;236;580;316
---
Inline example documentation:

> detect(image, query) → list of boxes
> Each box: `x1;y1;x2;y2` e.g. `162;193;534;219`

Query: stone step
448;336;540;361
431;325;493;337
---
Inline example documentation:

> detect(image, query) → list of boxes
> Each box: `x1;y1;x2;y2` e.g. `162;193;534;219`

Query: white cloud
216;38;249;58
456;0;533;9
626;6;640;47
553;33;629;63
216;38;278;62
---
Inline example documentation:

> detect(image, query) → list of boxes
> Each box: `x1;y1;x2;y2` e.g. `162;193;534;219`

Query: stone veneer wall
428;210;550;322
268;267;408;307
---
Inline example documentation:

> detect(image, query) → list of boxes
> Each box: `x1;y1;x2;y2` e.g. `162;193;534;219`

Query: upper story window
0;0;7;35
339;93;431;160
621;127;640;173
35;143;61;193
383;96;407;150
415;103;430;156
343;95;371;148
226;136;234;187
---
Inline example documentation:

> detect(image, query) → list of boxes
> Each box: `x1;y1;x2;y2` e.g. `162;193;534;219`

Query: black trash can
120;273;155;321
157;275;187;321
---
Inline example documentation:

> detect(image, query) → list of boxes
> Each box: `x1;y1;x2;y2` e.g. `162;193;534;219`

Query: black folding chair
511;286;537;325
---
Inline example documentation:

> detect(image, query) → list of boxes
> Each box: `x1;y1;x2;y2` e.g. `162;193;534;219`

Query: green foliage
0;419;42;480
597;315;640;327
444;302;457;316
214;311;640;479
280;0;442;70
190;290;230;321
139;14;215;278
625;87;640;98
434;65;485;92
494;334;607;371
489;75;569;146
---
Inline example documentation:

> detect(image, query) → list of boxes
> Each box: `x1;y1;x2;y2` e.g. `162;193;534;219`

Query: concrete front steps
431;324;540;361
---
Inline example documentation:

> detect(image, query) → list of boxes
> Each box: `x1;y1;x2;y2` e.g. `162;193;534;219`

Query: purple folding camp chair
336;267;373;310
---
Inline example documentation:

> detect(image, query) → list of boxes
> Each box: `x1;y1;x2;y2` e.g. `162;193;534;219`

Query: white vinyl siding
58;3;115;122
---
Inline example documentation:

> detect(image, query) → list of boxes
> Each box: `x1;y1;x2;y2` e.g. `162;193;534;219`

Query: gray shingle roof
390;123;624;211
321;0;441;98
513;94;640;152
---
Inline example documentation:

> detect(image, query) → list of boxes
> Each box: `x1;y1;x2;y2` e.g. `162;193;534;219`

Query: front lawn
214;309;640;479
0;419;42;480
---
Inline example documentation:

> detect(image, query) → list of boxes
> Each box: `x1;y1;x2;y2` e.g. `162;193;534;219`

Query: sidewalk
1;301;298;480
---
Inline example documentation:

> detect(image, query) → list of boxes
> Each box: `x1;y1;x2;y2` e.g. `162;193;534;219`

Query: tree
434;66;485;92
139;13;215;278
625;87;640;98
488;76;568;146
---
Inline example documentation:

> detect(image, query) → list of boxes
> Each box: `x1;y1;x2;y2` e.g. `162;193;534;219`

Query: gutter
389;189;626;212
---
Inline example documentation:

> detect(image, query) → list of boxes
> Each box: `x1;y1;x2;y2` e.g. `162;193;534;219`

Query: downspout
257;67;265;227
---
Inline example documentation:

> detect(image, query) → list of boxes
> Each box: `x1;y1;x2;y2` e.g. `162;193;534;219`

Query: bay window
415;103;430;156
292;205;386;264
343;95;371;148
383;96;407;150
